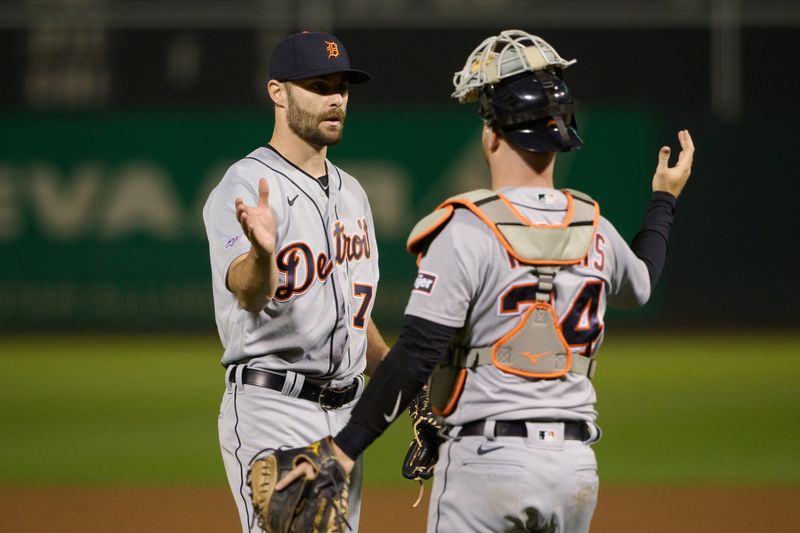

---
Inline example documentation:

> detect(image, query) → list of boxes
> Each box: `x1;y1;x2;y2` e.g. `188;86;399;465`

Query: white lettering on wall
0;160;194;242
29;163;102;239
101;162;182;240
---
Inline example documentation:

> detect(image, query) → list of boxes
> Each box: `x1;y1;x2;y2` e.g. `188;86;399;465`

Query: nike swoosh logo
287;194;299;206
383;391;403;423
477;444;504;456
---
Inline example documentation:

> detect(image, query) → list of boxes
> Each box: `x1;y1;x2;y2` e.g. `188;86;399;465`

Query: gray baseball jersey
203;145;379;384
405;186;650;425
203;145;378;533
406;186;650;533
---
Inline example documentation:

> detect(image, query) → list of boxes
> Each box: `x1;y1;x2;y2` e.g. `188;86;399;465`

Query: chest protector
407;188;600;416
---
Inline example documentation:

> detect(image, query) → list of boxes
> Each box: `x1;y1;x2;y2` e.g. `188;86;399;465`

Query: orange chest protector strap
407;188;599;265
408;189;600;416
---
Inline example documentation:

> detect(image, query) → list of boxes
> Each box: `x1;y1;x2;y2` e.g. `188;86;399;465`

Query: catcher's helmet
452;30;583;153
480;70;582;152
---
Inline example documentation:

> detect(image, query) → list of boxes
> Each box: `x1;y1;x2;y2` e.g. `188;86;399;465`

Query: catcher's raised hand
652;129;695;198
235;178;276;258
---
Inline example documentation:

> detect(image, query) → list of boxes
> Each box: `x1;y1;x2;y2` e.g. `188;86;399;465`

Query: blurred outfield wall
1;107;797;330
2;5;798;331
0;106;663;330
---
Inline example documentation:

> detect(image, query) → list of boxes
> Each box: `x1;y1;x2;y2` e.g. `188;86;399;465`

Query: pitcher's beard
287;93;345;147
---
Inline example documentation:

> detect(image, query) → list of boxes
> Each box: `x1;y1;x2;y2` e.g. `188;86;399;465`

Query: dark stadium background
0;2;798;532
0;0;797;331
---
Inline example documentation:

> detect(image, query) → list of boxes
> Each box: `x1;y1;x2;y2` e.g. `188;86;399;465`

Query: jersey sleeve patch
225;235;241;249
412;272;438;295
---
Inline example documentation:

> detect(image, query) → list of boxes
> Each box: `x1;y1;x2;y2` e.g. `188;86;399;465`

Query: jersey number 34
500;280;604;356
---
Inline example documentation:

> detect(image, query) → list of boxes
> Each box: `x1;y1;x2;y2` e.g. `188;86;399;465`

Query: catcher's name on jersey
203;146;379;380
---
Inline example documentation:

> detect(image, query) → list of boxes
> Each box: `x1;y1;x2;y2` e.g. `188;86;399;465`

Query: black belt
455;419;590;441
228;367;360;410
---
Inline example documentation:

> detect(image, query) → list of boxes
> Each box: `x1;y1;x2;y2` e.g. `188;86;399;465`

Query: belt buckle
318;383;352;410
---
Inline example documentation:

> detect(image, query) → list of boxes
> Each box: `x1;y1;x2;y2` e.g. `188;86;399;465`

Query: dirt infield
0;485;796;532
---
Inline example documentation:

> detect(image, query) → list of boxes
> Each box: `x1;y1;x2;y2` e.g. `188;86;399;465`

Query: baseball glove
402;385;444;482
248;437;350;533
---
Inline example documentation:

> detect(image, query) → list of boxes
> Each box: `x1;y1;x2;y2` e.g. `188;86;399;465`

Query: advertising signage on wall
0;108;656;328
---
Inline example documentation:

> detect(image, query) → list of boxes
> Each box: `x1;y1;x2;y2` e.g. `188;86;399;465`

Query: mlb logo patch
538;430;557;442
412;272;437;295
536;192;557;205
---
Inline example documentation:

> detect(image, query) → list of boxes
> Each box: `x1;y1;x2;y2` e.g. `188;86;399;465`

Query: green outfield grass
0;332;798;487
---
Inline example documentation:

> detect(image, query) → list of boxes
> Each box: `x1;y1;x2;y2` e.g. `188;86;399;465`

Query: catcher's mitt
248;437;350;533
402;385;444;482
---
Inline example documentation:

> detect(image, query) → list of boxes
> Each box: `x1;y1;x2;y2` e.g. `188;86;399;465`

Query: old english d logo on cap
325;40;340;59
268;31;371;84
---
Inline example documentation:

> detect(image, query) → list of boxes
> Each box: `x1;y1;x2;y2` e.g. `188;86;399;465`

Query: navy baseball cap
269;31;371;84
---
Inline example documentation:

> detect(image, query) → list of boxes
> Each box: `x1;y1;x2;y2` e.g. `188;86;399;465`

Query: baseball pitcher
202;31;389;533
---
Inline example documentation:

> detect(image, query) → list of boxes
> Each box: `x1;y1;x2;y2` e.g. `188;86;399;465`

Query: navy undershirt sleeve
334;314;457;460
631;191;677;288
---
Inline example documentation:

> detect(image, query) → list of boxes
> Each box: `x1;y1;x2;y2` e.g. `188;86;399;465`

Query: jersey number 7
352;283;374;329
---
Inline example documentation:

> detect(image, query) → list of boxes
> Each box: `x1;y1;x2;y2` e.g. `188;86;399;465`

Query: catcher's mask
452;29;583;153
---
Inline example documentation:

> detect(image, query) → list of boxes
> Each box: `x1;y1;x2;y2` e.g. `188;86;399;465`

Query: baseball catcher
248;438;350;533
